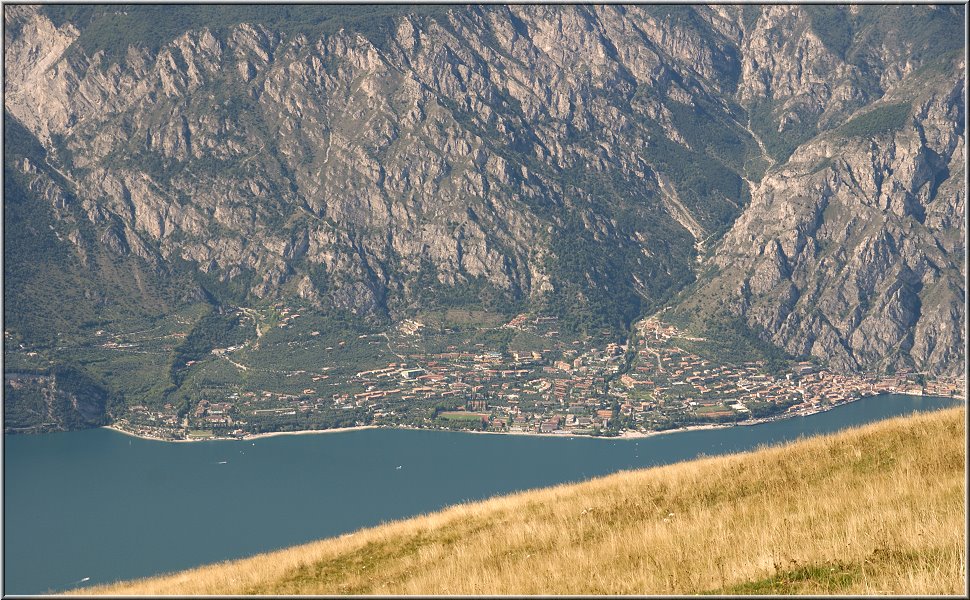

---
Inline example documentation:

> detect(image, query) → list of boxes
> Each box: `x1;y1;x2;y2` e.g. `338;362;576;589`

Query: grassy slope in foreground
79;407;966;595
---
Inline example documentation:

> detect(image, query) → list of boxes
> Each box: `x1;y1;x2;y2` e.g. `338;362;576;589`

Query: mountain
3;5;965;430
78;407;966;595
668;6;966;375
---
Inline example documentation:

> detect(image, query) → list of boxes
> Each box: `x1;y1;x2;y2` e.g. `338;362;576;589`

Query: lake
3;393;962;594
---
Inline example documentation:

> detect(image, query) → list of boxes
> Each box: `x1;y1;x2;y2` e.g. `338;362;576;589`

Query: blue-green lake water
3;394;962;594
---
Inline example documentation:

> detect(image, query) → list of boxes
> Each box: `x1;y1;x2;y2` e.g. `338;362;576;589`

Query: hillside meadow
78;406;966;595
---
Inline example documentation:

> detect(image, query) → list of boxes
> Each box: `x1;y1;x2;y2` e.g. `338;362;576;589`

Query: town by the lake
99;312;965;442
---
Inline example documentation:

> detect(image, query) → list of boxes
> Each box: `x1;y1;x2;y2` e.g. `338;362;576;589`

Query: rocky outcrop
682;53;965;375
3;368;116;433
7;6;742;325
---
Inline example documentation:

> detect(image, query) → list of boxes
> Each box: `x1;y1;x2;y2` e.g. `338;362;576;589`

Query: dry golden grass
79;407;966;595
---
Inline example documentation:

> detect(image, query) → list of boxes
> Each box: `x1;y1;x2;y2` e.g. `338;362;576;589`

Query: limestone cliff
672;7;965;376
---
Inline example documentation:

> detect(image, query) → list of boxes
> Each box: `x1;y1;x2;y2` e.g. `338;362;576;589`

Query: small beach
103;423;381;443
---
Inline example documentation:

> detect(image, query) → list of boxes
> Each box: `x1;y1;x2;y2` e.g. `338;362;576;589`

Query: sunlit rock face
4;4;964;374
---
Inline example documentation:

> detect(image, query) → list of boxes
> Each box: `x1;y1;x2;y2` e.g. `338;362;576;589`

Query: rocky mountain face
7;4;754;335
677;64;965;375
4;5;965;381
4;367;120;433
669;6;966;376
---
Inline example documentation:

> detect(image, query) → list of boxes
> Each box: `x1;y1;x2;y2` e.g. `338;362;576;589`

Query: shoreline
241;425;380;441
103;424;200;443
102;423;381;443
454;422;732;441
101;421;730;444
98;391;964;444
95;408;823;444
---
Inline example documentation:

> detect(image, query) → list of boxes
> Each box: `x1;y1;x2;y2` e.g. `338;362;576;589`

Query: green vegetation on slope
804;6;853;59
752;5;963;162
171;309;255;385
663;267;800;370
3;365;123;431
3;115;186;349
671;314;796;374
838;102;912;139
4;113;218;425
43;5;452;62
81;407;966;596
